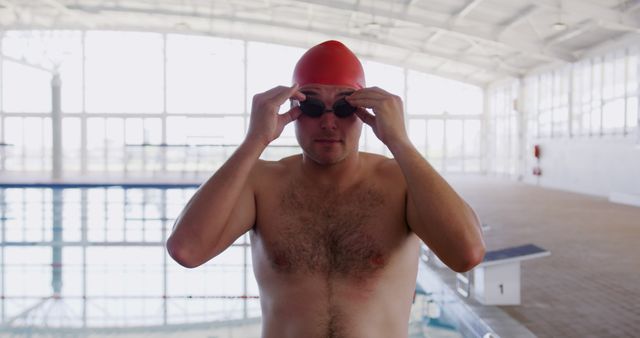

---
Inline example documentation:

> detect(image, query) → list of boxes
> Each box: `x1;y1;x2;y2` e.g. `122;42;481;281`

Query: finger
357;86;392;97
346;95;385;104
260;85;297;104
354;107;375;127
279;106;302;125
261;85;290;100
270;84;306;102
345;95;385;109
291;90;306;102
367;86;391;94
349;87;389;98
271;84;304;104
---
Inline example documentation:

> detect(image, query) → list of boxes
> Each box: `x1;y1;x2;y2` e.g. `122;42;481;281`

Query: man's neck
300;151;362;187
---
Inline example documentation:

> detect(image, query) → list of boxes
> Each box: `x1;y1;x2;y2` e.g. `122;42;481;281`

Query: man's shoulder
252;154;302;177
250;155;303;194
360;152;401;174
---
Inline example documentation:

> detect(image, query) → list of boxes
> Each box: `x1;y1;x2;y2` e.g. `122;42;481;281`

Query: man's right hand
247;84;306;147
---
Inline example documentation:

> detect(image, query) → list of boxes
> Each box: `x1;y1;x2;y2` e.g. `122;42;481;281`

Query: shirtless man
166;40;485;338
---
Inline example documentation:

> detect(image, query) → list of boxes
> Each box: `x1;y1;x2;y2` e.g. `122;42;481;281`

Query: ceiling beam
461;38;527;75
496;4;539;39
598;20;640;34
534;0;640;30
0;0;28;22
294;0;574;62
451;0;485;26
64;3;520;78
623;0;640;13
53;4;505;85
545;19;598;47
422;29;444;48
391;54;487;87
55;0;576;63
39;0;96;28
0;0;19;13
526;17;544;41
407;45;523;77
433;59;449;72
4;21;489;87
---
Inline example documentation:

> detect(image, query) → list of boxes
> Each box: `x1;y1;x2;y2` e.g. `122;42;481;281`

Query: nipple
370;254;386;267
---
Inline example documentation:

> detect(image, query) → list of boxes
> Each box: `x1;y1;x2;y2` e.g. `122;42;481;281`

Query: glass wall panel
2;30;83;112
4;247;51;297
167;35;245;115
426;120;444;171
363;60;405;97
464;120;481;157
85;31;163;114
524;45;639;141
1;61;51;113
1;31;485;175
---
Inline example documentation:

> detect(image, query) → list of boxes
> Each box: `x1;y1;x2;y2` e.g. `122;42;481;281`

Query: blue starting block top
479;244;550;267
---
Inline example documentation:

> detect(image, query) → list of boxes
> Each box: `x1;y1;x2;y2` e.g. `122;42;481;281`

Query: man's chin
303;151;345;165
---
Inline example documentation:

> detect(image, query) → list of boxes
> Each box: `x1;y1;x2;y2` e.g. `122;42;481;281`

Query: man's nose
320;109;338;129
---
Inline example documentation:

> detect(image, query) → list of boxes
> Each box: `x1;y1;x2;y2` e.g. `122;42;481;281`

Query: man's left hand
345;87;410;147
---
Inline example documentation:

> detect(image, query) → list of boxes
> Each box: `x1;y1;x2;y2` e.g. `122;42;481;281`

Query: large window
0;30;485;176
246;42;305;150
488;45;640;177
85;32;164;114
167;35;245;115
529;67;570;139
488;81;519;177
406;71;483;173
361;60;406;156
524;46;639;139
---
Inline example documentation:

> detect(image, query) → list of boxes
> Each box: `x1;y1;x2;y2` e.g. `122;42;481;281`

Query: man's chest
253;181;406;278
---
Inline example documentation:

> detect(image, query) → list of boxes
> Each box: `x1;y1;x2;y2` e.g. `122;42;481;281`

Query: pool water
0;185;487;337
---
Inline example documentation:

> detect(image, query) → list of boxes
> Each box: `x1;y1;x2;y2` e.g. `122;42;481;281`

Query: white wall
522;134;640;201
486;34;640;203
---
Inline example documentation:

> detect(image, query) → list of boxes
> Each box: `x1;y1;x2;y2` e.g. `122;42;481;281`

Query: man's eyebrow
300;90;318;96
338;90;355;96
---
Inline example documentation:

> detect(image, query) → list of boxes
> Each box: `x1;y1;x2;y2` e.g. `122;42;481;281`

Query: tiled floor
446;176;640;338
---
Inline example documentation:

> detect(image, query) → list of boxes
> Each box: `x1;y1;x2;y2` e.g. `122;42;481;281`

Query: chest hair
266;181;387;278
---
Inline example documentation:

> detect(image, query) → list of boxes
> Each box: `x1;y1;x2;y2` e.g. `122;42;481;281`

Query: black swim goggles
293;97;357;118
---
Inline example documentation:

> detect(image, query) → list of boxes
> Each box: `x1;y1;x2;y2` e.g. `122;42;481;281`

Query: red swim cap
293;40;365;89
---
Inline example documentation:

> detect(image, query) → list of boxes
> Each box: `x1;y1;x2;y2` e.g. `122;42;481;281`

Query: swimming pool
0;184;491;337
412;255;497;338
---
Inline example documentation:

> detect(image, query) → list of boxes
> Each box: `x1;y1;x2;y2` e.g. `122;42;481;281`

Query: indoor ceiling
1;0;640;86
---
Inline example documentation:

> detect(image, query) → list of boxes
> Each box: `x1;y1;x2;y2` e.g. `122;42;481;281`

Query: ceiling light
365;22;381;30
552;22;567;31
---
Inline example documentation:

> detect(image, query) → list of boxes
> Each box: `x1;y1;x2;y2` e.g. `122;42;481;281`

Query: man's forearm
167;138;265;265
388;139;485;272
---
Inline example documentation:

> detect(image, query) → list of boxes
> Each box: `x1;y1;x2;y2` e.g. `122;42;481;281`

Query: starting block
473;244;550;305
